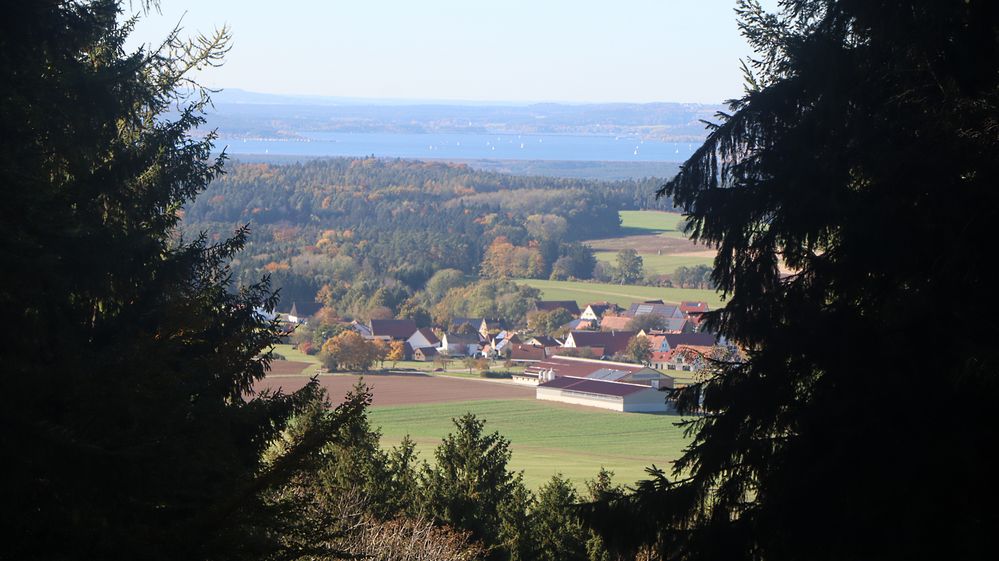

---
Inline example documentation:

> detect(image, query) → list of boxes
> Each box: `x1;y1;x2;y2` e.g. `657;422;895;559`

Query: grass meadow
593;250;714;276
515;278;725;309
617;209;688;237
369;399;692;490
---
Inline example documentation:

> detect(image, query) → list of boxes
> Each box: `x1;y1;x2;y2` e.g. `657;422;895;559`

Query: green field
594;250;714;276
618;209;688;238
271;343;322;375
515;278;724;309
370;399;691;490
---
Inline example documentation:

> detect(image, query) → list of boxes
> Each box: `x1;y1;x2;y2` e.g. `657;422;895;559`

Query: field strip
535;284;679;302
668;249;716;258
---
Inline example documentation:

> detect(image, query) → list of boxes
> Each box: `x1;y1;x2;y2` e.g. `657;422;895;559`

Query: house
479;318;505;339
526;335;560;347
649;345;715;372
561;318;595;331
522;355;672;388
661;332;718;352
679;301;710;330
580;302;623;322
509;345;549;378
369;319;418;341
680;301;710;315
599;315;632;331
412;346;439;362
624;302;683;319
561;330;637;357
642;333;669;352
350;321;373;338
534;300;581;316
407;327;440;351
439;332;483;357
286;301;322;324
450;317;484;332
490;332;521;356
535;375;670;413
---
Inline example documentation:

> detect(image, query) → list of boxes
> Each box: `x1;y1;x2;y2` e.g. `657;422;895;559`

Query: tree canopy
0;2;367;558
584;1;999;560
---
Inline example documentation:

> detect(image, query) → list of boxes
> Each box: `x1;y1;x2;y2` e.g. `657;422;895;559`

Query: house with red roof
369;319;418;341
561;330;636;357
599;315;632;331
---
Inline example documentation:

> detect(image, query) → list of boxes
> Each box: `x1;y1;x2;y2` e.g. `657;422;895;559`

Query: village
277;298;737;413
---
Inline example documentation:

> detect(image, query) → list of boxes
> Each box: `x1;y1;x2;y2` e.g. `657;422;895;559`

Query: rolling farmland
588;209;716;275
370;399;690;490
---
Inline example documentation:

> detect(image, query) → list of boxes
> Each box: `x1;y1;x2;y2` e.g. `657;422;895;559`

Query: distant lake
218;131;699;162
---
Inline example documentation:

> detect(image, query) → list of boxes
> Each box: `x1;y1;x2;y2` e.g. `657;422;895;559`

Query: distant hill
203;89;722;142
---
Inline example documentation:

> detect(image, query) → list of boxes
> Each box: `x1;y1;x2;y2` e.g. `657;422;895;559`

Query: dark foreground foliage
0;2;370;559
583;1;999;560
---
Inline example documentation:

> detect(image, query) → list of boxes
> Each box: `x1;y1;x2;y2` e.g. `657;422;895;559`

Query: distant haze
126;0;777;104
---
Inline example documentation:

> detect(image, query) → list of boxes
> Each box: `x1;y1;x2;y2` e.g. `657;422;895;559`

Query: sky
126;1;776;104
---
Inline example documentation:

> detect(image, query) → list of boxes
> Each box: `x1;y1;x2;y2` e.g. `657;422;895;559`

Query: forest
183;157;670;321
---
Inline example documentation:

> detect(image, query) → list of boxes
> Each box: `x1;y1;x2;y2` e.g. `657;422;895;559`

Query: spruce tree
585;2;999;560
0;2;366;558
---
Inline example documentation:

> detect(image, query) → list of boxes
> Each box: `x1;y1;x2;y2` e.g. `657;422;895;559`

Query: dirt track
253;373;534;407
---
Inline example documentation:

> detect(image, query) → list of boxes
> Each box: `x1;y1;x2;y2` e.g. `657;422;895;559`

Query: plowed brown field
254;373;534;406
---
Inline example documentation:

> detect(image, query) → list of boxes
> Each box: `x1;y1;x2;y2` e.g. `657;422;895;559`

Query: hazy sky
127;1;775;104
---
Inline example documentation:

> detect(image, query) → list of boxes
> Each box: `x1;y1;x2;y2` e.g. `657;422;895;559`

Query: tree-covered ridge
184;157;667;315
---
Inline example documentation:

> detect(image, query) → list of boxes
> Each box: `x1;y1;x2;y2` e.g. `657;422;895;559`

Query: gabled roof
680;301;710;314
538;376;651;397
562;318;593;331
510;344;547;361
650;350;672;362
663;332;718;349
351;321;373;337
480;318;505;331
644;334;668;351
584;302;621;317
599;315;632;331
412;327;440;345
451;317;484;330
564;331;636;356
288;301;323;318
527;335;560;347
535;300;581;315
624;302;681;319
370;319;418;340
442;332;482;345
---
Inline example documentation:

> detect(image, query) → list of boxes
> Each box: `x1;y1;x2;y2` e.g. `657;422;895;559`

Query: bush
479;371;512;379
